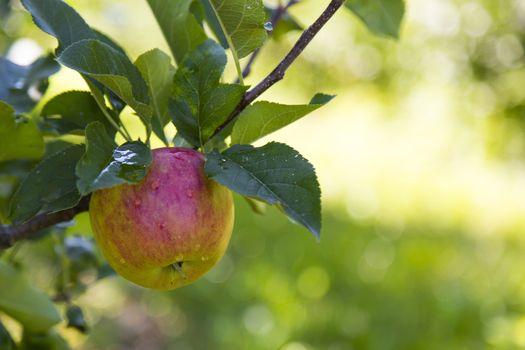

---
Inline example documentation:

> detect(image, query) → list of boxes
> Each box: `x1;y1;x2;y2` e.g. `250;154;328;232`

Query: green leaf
21;330;70;350
21;0;131;120
203;0;268;59
21;0;96;53
9;144;84;223
0;262;61;332
0;101;44;162
57;39;151;126
41;91;116;136
0;320;16;350
205;142;321;238
345;0;405;38
135;49;176;145
76;122;152;195
0;55;60;113
171;40;247;147
147;0;208;64
231;93;334;145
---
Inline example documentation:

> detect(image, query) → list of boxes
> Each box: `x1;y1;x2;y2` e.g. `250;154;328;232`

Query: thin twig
0;196;90;250
209;0;345;142
239;0;300;81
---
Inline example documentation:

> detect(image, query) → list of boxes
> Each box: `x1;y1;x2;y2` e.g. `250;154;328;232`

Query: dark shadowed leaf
41;91;116;136
0;262;61;332
0;55;60;113
0;101;44;162
147;0;208;64
205;142;321;238
0;0;11;20
9;144;84;223
231;93;334;145
57;39;151;126
21;330;70;350
0;321;16;350
345;0;405;38
202;0;268;58
76;122;152;195
171;40;247;147
21;0;132;118
21;0;95;53
66;304;88;333
135;49;176;145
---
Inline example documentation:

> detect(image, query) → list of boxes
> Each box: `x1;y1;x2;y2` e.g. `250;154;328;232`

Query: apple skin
89;147;234;290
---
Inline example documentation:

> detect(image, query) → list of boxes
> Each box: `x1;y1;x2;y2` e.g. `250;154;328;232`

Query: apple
89;147;234;290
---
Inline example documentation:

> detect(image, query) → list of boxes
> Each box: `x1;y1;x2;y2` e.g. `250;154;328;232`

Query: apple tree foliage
0;0;404;347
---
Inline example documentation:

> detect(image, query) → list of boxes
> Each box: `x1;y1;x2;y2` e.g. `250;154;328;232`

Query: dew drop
151;181;160;190
264;22;273;31
134;199;142;207
186;190;194;198
158;223;166;230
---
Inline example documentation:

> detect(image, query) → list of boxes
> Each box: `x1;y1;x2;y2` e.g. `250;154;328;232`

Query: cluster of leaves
0;0;404;347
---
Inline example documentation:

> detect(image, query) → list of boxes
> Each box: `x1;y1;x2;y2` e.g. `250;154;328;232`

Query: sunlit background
3;0;525;348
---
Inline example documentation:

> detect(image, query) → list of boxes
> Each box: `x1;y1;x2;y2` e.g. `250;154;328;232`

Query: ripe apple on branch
0;0;403;293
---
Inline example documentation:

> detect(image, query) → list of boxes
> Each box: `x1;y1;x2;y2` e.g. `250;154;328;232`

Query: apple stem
172;262;187;279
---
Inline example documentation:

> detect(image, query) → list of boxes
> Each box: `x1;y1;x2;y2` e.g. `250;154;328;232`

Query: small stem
172;262;186;279
53;231;71;302
206;0;245;85
120;119;133;140
86;80;132;141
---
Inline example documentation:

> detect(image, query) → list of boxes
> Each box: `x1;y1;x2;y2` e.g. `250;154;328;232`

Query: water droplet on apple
158;223;166;230
201;255;209;261
134;199;141;207
195;243;201;250
119;258;126;264
151;181;160;190
186;191;194;198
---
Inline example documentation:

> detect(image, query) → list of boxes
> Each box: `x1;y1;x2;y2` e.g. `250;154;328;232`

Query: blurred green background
3;0;525;349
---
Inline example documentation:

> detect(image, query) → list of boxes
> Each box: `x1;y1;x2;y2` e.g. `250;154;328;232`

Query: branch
210;0;345;141
239;0;300;80
0;196;90;250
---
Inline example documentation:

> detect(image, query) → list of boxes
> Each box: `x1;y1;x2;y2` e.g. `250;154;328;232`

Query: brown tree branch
0;196;90;250
209;0;345;141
